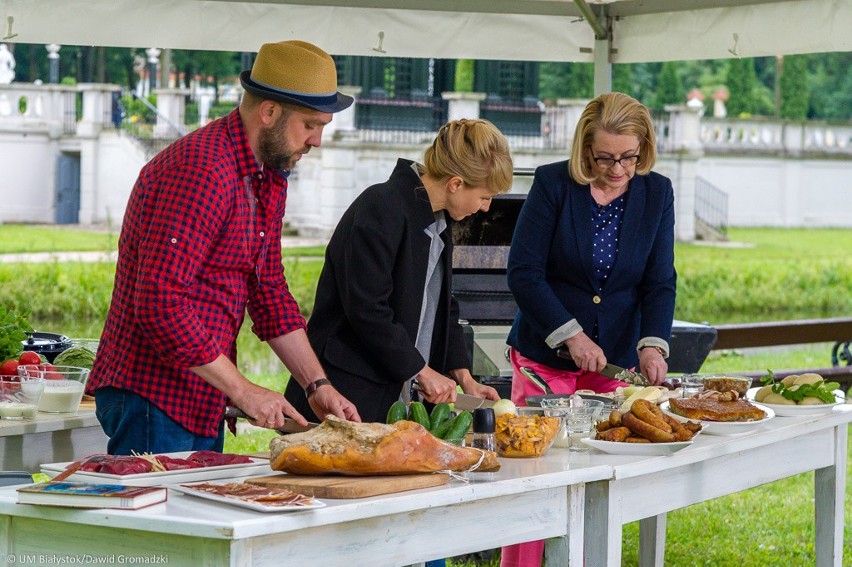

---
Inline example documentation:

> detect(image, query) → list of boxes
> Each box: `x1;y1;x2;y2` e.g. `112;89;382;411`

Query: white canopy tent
2;0;850;93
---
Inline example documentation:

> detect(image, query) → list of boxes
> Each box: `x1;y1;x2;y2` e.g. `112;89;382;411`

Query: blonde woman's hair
568;92;657;185
423;119;513;194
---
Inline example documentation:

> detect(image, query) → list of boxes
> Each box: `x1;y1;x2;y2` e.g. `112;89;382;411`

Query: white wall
696;156;852;227
0;128;58;223
89;131;146;226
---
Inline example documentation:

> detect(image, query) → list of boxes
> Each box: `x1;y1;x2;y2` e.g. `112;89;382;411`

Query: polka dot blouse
591;193;627;288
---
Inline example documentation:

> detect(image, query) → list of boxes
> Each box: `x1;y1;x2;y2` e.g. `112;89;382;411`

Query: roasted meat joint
269;415;500;475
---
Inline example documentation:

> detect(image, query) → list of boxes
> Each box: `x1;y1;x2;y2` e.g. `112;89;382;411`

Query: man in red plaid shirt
89;41;361;455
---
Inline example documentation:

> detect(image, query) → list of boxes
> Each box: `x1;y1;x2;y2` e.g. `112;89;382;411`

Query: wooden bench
711;317;852;392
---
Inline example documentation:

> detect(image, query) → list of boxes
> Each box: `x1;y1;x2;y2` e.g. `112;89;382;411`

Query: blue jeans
95;387;224;455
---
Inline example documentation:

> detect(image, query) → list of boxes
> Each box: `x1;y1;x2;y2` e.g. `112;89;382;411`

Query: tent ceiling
1;0;849;63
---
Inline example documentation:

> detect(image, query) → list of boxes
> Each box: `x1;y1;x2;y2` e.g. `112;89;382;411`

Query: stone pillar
153;88;189;138
664;103;706;242
77;83;121;136
145;48;161;96
46;45;61;84
551;98;590;150
326;85;361;140
441;91;486;121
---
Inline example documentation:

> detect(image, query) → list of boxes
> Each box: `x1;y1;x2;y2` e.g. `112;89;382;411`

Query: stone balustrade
701;116;852;156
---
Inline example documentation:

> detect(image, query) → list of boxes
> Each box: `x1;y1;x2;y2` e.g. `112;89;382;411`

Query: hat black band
248;76;339;106
239;70;354;113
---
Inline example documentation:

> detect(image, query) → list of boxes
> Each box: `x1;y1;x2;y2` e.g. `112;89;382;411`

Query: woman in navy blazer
508;91;676;394
285;120;512;423
502;91;677;567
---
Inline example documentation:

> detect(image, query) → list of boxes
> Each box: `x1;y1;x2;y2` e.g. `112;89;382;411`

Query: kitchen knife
224;406;320;434
599;364;649;385
556;346;649;385
410;383;494;411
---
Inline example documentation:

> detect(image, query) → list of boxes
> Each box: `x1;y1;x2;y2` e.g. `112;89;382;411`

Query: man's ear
258;100;279;125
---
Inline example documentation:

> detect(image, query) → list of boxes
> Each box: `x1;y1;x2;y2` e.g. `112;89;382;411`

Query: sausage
622;412;676;443
609;410;623;427
625;436;652;443
595;420;613;432
596;426;632;442
631;399;672;433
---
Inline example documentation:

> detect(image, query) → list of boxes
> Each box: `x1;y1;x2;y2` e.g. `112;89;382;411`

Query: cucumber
443;411;473;444
386;401;408;424
429;402;452;431
408;401;431;429
430;414;456;439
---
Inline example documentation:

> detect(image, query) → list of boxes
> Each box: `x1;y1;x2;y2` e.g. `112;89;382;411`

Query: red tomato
0;359;19;376
39;363;63;380
18;351;41;365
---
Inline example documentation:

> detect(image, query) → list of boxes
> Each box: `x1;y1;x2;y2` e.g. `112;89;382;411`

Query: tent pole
575;0;612;95
593;37;612;95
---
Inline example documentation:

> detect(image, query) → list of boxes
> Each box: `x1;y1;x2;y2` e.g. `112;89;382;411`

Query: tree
454;59;474;92
538;62;571;100
779;55;809;120
612;64;635;99
725;57;758;116
653;61;684;110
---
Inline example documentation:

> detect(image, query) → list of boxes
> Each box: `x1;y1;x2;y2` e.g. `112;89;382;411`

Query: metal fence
694;176;729;236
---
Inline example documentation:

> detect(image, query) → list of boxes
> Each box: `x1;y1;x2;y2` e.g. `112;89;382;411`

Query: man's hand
192;354;309;430
309;384;362;422
563;333;606;372
230;381;310;429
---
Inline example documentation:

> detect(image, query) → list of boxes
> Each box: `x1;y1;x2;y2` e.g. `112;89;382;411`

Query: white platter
580;437;694;455
660;401;774;436
41;452;272;487
745;387;845;417
170;482;325;513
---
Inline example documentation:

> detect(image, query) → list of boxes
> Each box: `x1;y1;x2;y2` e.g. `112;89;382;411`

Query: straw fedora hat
240;40;353;113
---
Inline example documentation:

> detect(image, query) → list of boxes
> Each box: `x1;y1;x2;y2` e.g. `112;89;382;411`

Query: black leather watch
304;378;332;398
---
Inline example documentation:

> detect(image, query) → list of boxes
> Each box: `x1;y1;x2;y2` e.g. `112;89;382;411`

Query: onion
491;398;517;417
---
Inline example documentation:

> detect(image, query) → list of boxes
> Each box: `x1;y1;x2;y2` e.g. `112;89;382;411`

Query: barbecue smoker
451;193;717;399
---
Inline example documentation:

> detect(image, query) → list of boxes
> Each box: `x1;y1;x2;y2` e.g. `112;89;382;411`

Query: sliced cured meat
156;456;203;470
75;455;153;475
186;450;253;467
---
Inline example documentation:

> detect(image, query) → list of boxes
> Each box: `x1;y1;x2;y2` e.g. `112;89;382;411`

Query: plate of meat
170;481;325;513
580;437;695;455
41;451;271;486
660;400;774;435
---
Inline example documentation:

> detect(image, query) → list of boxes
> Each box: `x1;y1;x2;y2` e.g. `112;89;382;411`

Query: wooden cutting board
246;473;449;498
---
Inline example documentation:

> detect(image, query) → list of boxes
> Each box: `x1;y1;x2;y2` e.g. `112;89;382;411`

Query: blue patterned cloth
590;193;627;288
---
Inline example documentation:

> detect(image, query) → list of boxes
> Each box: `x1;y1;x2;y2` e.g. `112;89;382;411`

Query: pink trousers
500;348;626;567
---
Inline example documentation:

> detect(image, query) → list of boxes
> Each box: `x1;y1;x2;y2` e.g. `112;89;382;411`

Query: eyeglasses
592;155;640;169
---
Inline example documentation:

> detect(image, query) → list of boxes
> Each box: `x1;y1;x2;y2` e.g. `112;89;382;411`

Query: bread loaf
269;416;500;475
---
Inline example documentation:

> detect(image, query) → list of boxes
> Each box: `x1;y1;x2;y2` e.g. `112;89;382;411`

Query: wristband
640;345;666;357
304;378;331;398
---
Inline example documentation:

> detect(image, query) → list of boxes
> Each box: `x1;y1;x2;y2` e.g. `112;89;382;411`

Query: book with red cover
16;482;167;510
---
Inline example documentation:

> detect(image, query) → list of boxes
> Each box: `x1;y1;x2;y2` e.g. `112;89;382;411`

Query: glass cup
18;365;90;414
680;374;705;398
0;374;46;420
541;398;605;452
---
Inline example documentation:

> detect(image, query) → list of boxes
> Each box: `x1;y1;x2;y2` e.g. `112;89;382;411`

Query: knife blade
452;393;495;411
410;383;494;411
599;363;649;386
556;346;648;385
224;406;320;434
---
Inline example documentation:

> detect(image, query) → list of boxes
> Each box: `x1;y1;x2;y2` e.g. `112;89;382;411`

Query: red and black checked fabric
88;109;306;436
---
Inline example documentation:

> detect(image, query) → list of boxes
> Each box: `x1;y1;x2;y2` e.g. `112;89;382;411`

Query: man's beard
257;113;307;171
